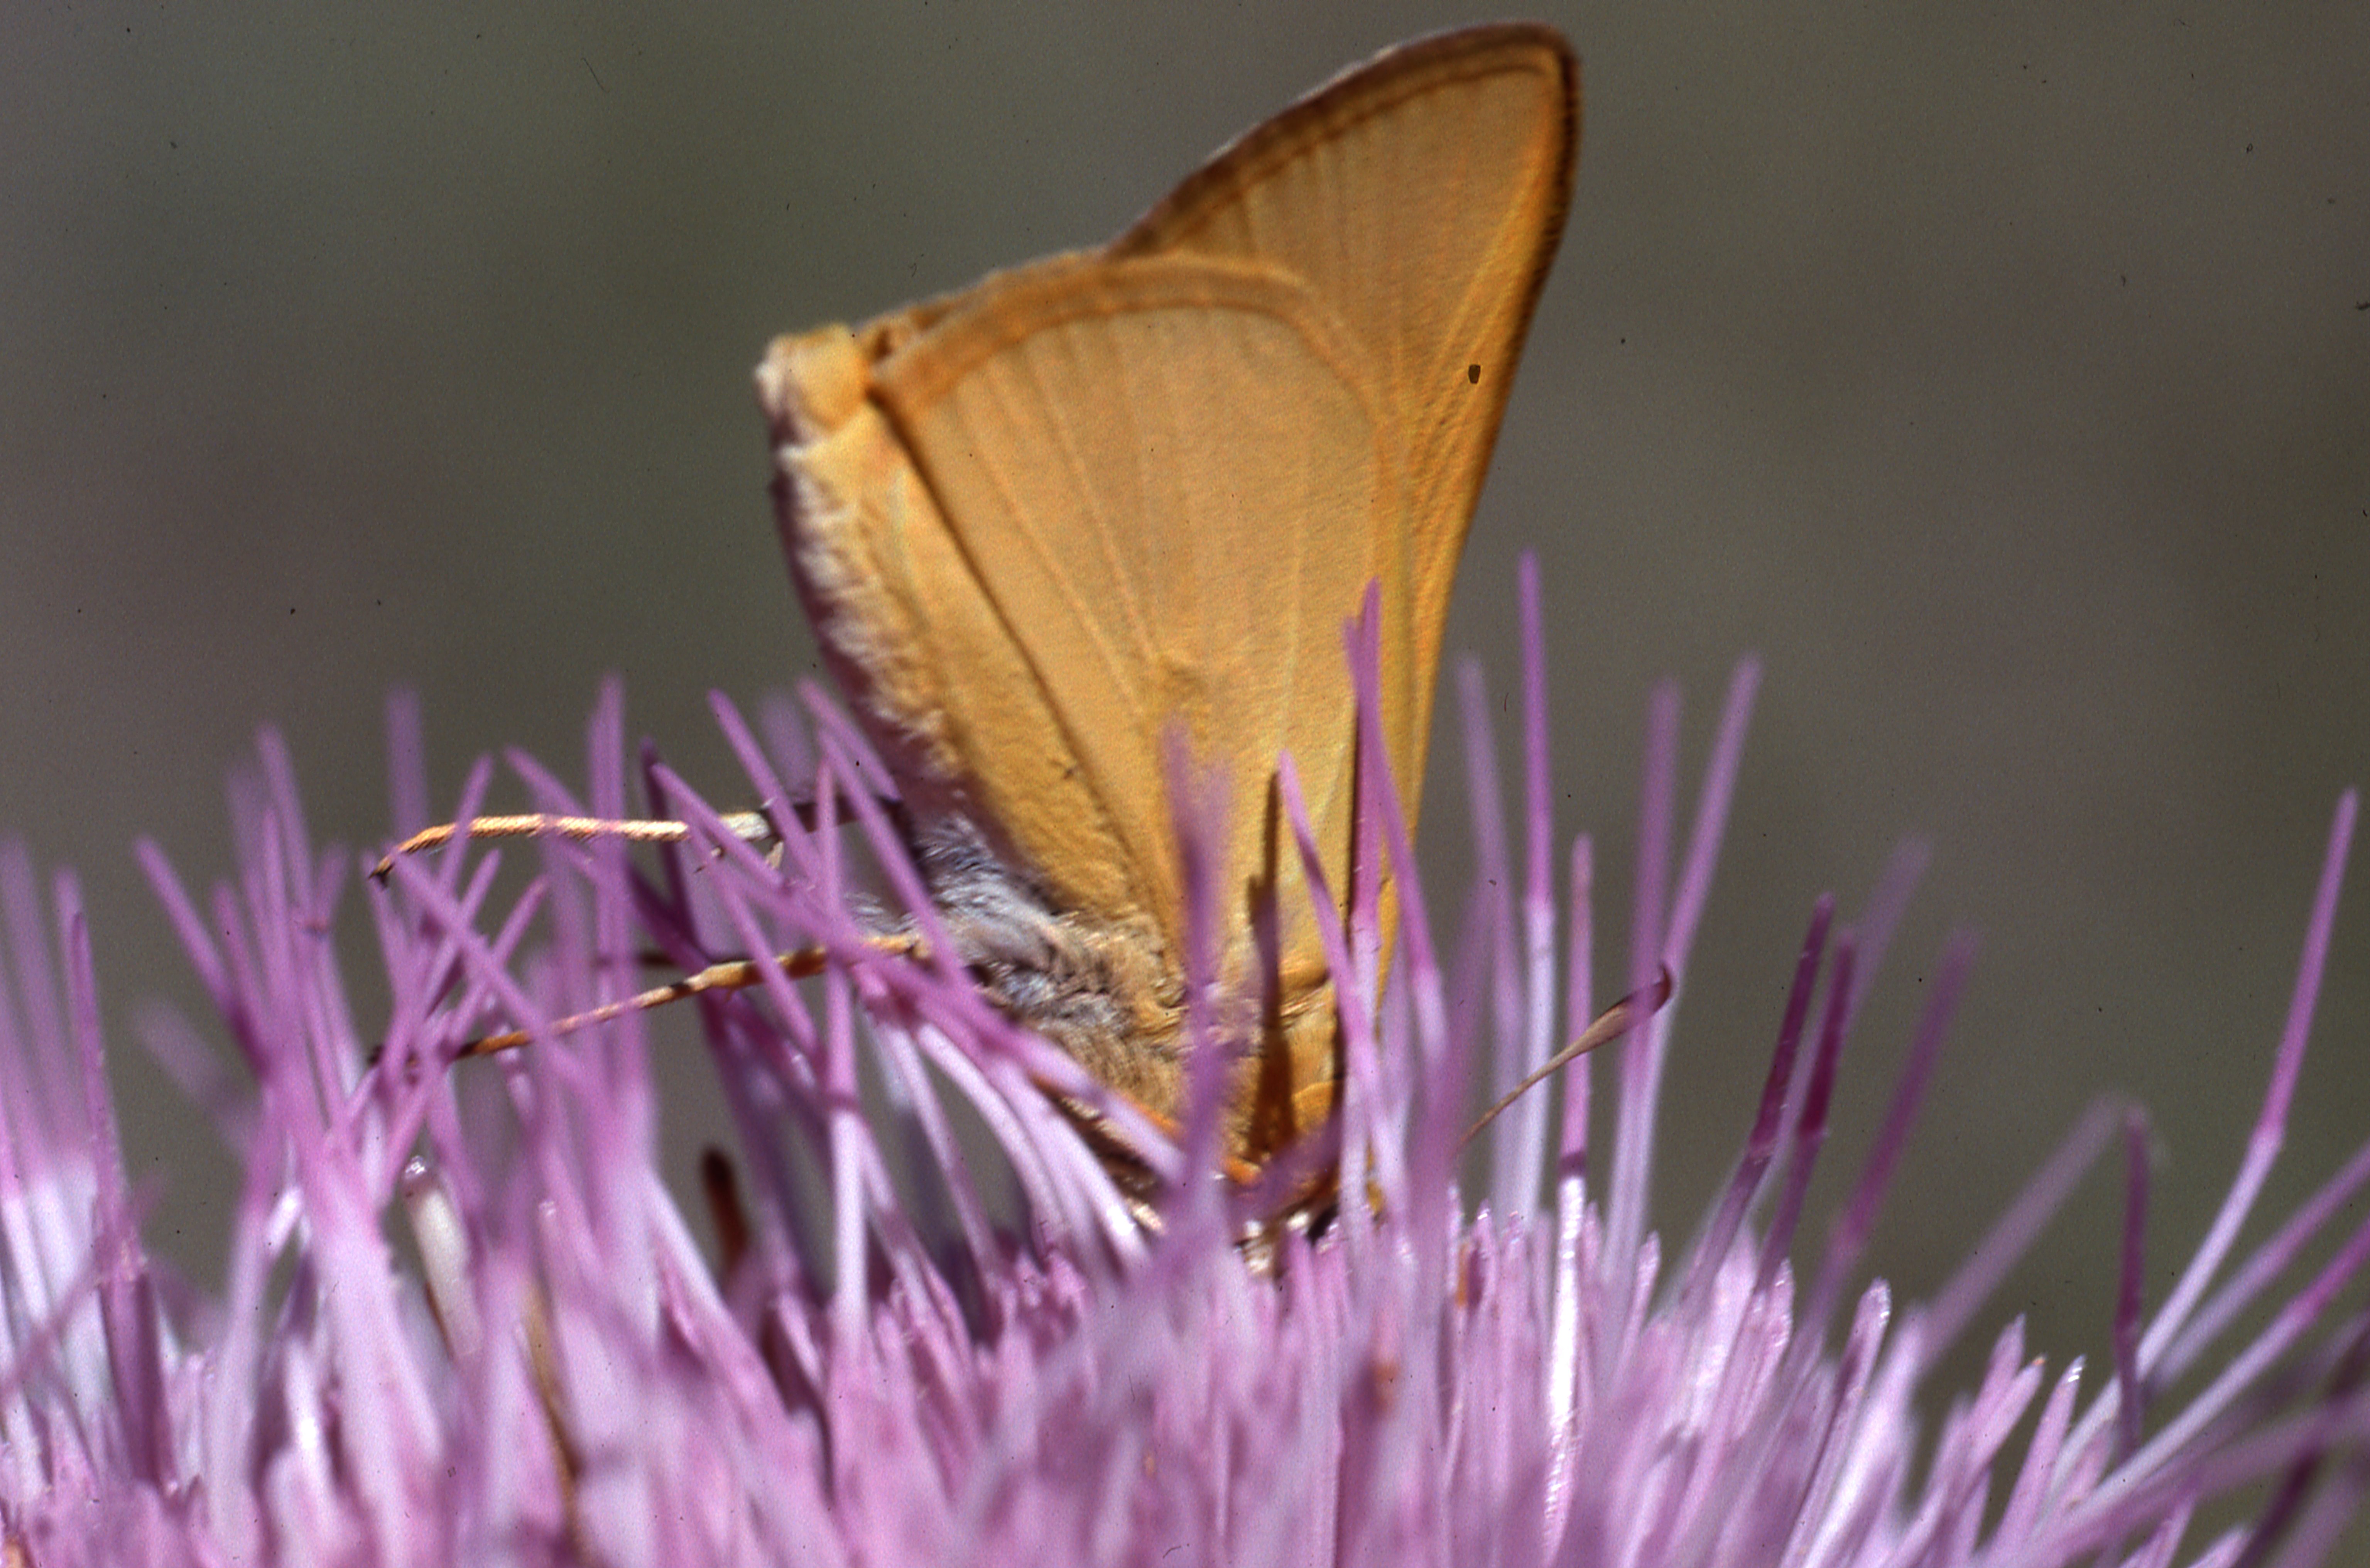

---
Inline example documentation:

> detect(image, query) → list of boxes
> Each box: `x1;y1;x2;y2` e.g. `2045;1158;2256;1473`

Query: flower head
0;560;2362;1566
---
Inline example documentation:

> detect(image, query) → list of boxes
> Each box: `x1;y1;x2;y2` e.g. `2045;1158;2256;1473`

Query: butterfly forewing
1117;25;1579;797
874;254;1388;1032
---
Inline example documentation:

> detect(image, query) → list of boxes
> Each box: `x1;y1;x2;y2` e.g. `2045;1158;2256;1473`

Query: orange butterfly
756;25;1578;1176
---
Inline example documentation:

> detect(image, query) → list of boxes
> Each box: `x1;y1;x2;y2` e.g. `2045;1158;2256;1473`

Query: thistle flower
0;562;2363;1566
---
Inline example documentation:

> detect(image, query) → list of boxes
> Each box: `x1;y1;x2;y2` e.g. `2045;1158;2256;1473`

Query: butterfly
753;24;1578;1183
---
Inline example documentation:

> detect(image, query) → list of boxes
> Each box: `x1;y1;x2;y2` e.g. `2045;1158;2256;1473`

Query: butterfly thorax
905;811;1189;1125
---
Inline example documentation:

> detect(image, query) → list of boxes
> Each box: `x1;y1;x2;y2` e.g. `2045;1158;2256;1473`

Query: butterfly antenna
370;794;913;881
368;811;777;880
424;934;931;1061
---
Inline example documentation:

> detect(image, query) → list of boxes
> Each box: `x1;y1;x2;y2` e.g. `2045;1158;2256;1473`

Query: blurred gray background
5;0;2365;1441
